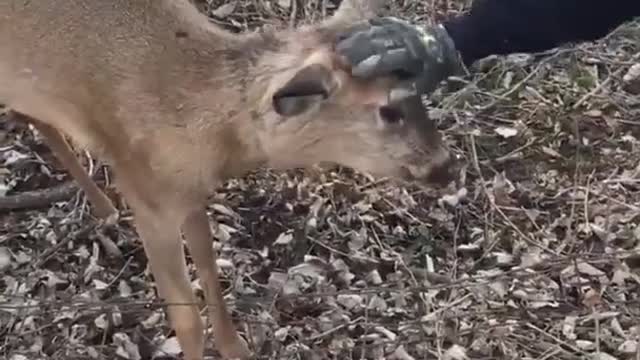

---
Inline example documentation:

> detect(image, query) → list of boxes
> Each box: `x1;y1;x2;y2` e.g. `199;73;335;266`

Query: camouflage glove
335;17;462;99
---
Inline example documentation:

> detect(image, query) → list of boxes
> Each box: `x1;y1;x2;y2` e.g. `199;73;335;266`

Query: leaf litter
1;1;640;359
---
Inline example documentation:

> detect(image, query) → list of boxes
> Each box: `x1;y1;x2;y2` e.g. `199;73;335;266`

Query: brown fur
0;0;454;359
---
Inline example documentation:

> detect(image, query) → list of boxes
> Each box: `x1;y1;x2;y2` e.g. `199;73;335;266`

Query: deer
0;0;457;358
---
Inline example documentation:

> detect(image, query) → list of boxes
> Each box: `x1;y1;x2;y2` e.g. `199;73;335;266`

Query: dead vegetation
1;1;639;359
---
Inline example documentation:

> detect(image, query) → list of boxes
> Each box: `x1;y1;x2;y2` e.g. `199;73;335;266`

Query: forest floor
1;1;639;359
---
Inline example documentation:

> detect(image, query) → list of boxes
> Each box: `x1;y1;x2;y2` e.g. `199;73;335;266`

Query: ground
1;1;639;359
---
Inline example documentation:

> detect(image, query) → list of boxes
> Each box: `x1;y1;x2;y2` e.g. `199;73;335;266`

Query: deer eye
378;105;404;125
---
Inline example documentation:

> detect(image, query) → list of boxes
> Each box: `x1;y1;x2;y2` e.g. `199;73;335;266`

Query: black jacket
443;0;640;65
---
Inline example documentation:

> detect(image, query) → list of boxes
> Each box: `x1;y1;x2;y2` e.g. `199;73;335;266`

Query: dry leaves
1;1;640;359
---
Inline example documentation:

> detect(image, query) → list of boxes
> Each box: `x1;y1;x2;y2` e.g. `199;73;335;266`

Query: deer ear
272;63;336;117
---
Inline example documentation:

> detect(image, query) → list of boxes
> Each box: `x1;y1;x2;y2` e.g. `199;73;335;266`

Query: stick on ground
0;182;79;212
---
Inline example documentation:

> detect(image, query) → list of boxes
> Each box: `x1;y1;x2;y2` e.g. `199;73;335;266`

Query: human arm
336;0;640;94
445;0;640;65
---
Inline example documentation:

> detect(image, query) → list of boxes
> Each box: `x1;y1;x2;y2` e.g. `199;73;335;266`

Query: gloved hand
335;17;462;99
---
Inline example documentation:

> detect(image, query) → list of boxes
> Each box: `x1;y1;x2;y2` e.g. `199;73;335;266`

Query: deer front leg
29;119;118;222
130;204;206;360
182;209;251;359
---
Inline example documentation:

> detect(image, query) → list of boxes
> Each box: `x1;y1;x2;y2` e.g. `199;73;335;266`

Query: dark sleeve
442;0;640;65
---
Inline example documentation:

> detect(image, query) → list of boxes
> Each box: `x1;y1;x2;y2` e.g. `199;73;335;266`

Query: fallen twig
0;182;79;212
